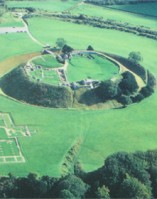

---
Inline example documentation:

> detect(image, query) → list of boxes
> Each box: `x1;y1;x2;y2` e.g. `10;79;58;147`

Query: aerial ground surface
0;0;157;177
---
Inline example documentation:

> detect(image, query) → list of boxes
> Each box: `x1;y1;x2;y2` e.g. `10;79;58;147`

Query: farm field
109;2;157;17
0;2;157;177
72;3;157;29
67;54;118;82
6;0;81;12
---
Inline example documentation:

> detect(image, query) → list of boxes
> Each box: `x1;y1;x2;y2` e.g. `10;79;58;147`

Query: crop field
109;2;157;17
72;3;157;29
6;0;81;12
0;2;157;177
67;54;118;82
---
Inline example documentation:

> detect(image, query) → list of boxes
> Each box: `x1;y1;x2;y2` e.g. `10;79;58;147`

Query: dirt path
21;18;44;47
0;52;40;77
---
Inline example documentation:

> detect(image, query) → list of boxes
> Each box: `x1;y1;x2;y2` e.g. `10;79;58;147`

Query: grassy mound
0;66;73;108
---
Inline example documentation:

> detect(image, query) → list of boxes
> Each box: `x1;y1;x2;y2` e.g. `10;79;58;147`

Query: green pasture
7;0;81;12
0;12;157;176
109;2;157;17
67;54;118;82
32;55;62;68
27;17;157;71
72;3;157;29
0;33;40;61
0;12;23;27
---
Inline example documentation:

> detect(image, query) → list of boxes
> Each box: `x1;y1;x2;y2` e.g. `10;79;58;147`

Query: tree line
84;0;157;6
37;13;157;41
1;149;157;198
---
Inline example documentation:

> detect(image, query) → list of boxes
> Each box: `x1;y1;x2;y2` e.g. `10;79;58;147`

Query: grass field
0;33;40;62
27;17;157;72
7;0;81;12
67;54;118;82
72;3;157;30
0;7;157;176
32;55;62;68
0;12;23;27
108;2;157;17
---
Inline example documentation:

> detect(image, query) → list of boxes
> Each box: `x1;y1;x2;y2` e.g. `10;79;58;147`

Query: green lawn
108;2;157;17
7;0;81;12
72;3;157;30
0;14;157;176
32;55;62;68
0;33;40;61
67;54;118;82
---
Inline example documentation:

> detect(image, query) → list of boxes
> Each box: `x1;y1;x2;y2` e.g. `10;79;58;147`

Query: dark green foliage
140;85;154;97
95;80;120;101
2;150;157;198
101;152;151;197
119;71;138;94
56;38;66;48
56;175;88;198
0;66;72;108
131;93;144;103
59;189;75;198
87;45;94;51
84;0;157;6
147;70;156;87
117;94;132;105
128;51;143;64
95;185;110;199
119;176;151;199
62;44;74;54
149;167;157;197
26;7;36;12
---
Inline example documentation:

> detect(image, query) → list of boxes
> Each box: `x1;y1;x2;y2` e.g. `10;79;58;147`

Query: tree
57;175;88;198
119;71;138;94
128;51;143;64
117;94;132;105
119;176;151;199
62;44;73;54
101;152;151;197
96;185;110;199
95;80;120;101
87;45;94;51
56;38;66;48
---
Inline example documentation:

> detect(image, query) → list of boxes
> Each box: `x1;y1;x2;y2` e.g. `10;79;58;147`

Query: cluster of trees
47;13;157;41
94;71;140;106
0;66;73;108
1;149;157;198
92;51;156;106
84;0;157;5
